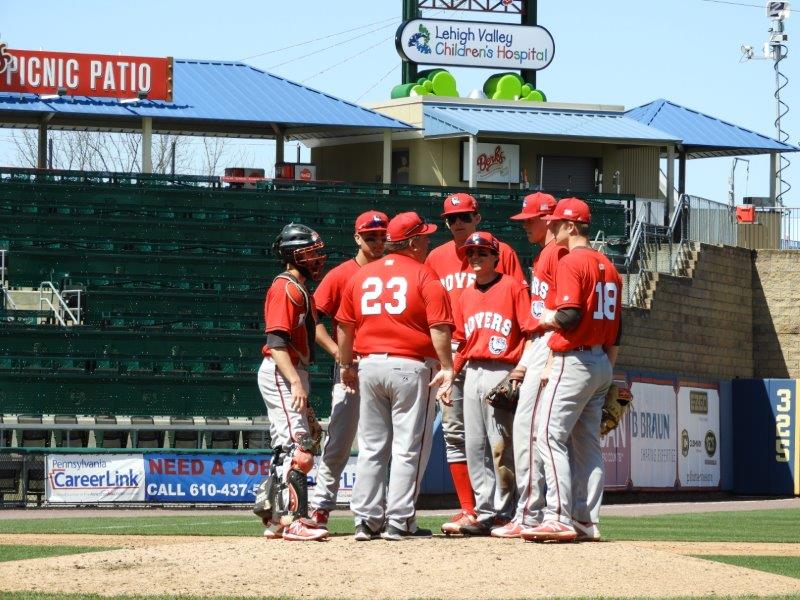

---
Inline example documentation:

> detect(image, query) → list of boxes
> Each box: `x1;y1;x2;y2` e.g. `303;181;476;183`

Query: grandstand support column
37;113;53;169
769;152;778;203
141;117;153;174
382;130;392;184
666;144;675;226
468;135;477;188
272;124;285;175
678;149;686;196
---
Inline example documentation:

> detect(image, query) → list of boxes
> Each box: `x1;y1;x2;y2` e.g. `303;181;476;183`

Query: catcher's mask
272;223;326;281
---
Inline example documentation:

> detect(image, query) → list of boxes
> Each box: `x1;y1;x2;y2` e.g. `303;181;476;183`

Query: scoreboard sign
0;49;173;101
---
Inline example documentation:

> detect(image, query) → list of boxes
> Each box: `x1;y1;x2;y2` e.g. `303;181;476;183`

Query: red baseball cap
457;231;500;259
510;192;558;221
542;197;591;224
386;211;438;242
441;192;479;216
355;210;389;233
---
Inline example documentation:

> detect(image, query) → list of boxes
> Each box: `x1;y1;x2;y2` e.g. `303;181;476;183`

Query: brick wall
752;250;800;379
617;244;754;379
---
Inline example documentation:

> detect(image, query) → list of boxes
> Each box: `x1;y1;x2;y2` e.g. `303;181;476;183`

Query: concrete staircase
631;242;700;309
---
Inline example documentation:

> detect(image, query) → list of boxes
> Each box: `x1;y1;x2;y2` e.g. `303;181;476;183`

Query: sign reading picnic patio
0;49;173;101
396;19;554;70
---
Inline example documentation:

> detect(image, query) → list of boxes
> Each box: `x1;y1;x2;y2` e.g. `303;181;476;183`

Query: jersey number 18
592;282;618;321
361;276;408;315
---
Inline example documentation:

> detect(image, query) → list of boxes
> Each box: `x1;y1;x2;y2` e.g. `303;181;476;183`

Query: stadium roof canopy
626;99;799;158
0;58;413;140
421;102;679;146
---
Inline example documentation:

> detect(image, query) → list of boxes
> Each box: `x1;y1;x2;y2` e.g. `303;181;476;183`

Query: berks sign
0;49;173;100
396;19;554;71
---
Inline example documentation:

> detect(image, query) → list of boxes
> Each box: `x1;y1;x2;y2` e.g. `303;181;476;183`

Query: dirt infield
0;535;799;599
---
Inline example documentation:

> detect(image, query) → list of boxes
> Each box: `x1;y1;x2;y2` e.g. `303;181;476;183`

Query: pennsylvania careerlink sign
396;19;554;70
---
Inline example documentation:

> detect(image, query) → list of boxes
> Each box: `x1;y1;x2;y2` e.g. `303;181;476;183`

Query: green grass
695;555;800;580
1;509;799;542
0;544;109;562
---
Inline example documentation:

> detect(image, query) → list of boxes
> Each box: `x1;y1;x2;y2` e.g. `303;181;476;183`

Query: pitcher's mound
1;536;799;599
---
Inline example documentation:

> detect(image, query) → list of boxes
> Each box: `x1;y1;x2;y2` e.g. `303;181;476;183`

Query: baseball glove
600;381;634;436
306;405;323;454
484;368;526;411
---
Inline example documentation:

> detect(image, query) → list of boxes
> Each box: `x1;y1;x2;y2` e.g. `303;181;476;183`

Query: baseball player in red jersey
255;223;329;542
425;192;527;535
336;212;455;541
309;210;388;526
451;232;534;535
492;193;568;539
521;198;622;543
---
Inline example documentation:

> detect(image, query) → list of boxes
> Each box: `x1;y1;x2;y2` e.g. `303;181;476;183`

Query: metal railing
39;282;82;326
684;195;738;247
622;195;689;307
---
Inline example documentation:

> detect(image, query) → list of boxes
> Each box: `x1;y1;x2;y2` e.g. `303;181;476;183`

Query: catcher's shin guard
253;466;279;526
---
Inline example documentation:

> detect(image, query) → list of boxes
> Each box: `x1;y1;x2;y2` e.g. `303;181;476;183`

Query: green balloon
521;84;532;96
431;71;458;97
523;89;547;102
423;79;434;92
410;84;430;97
492;74;522;100
391;83;417;99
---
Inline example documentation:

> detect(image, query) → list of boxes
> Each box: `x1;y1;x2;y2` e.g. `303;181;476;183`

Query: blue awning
626;99;799;158
423;103;679;145
0;59;412;139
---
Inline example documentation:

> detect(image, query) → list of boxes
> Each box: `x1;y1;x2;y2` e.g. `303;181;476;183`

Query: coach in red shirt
337;212;455;541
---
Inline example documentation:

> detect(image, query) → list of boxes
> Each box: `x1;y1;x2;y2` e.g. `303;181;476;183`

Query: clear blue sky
1;0;797;206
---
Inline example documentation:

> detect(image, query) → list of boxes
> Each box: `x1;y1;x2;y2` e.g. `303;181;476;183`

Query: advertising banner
397;19;554;71
46;454;145;503
602;410;631;488
677;385;721;488
145;454;271;502
144;453;359;504
0;49;173;100
461;142;520;184
630;380;678;488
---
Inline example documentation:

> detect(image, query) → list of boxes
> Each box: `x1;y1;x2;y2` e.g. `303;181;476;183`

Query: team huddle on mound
253;191;622;543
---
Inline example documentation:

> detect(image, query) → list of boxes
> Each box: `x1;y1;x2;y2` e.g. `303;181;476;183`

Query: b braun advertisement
461;142;520;184
397;19;554;71
630;380;678;488
677;385;721;488
46;454;146;503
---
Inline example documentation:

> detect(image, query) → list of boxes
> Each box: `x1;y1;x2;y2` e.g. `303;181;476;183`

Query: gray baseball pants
257;357;310;476
512;332;551;526
463;360;516;525
537;347;611;526
350;355;438;533
311;365;359;511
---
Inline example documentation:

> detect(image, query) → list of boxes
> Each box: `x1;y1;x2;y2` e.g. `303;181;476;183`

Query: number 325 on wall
775;388;792;463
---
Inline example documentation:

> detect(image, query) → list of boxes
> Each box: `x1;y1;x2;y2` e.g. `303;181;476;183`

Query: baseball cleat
460;520;494;536
262;524;284;539
521;520;577;543
440;510;478;535
574;521;601;542
282;518;329;542
381;524;433;541
310;508;330;528
354;522;381;541
491;520;526;539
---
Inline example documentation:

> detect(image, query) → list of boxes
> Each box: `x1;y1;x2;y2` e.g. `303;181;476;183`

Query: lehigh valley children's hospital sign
397;19;554;70
0;49;173;101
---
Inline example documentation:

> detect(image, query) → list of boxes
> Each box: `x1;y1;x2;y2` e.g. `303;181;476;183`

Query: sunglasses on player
445;213;474;225
465;248;493;258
